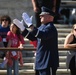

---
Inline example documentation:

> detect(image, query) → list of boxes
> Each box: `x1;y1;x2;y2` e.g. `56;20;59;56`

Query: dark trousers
34;0;61;27
54;0;61;23
35;11;41;28
35;67;57;75
69;56;76;75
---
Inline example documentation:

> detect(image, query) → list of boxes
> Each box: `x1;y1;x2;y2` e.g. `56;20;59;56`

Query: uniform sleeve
22;28;37;41
30;25;57;40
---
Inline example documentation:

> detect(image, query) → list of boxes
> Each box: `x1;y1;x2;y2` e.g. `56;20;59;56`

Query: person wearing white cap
5;19;25;75
18;6;59;75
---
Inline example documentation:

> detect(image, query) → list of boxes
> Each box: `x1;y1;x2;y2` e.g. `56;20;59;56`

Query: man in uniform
15;6;59;75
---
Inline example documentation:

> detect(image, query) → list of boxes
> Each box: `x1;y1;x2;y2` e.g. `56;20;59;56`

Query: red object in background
30;40;37;48
0;36;2;42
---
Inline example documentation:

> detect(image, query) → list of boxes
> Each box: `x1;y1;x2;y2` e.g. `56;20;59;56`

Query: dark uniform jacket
22;22;59;70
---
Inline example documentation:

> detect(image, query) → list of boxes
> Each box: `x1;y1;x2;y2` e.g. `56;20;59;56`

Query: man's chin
41;21;44;24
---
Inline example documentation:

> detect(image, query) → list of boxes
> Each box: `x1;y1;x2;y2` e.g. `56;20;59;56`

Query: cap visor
40;12;49;15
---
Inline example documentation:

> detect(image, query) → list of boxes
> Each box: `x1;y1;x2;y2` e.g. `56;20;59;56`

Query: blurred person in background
64;24;76;75
0;15;11;59
31;0;61;27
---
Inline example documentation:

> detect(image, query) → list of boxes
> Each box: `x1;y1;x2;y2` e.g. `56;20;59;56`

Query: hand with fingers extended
22;12;33;27
13;19;25;31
